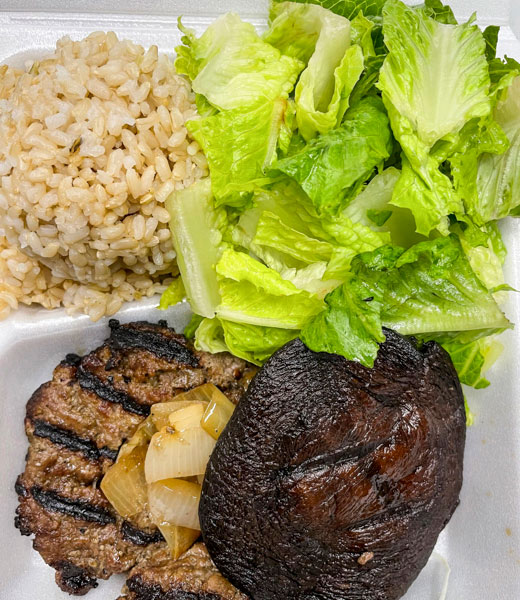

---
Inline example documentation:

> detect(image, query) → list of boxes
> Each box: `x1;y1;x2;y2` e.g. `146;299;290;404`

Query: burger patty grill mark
32;419;119;462
107;319;200;367
30;486;116;525
77;363;152;416
121;522;165;547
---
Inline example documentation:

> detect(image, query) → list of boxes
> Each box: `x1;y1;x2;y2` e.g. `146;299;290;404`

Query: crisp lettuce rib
165;179;224;318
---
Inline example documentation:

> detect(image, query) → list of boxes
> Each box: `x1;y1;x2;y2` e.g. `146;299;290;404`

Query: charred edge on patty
32;419;118;462
54;561;99;595
31;486;116;525
15;475;28;499
14;478;31;535
108;319;199;367
62;353;83;367
77;363;151;416
121;521;165;546
126;575;224;600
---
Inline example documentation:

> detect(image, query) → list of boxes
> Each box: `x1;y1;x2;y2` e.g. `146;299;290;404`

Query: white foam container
0;1;519;599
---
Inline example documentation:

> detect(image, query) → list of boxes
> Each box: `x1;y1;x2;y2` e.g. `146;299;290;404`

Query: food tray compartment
0;1;519;598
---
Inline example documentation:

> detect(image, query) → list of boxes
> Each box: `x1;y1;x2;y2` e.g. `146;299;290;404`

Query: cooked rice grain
0;32;207;320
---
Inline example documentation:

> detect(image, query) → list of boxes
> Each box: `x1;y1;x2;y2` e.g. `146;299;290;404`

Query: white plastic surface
0;2;519;599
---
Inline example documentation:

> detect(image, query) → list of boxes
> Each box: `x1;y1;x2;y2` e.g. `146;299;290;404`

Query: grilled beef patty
15;320;255;598
118;543;247;600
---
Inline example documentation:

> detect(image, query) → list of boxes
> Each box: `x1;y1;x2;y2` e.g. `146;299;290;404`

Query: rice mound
0;31;207;321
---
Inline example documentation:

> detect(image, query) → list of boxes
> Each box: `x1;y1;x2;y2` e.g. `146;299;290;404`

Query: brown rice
0;31;207;321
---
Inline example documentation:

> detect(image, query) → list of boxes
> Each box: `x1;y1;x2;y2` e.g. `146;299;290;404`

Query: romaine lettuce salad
161;0;520;402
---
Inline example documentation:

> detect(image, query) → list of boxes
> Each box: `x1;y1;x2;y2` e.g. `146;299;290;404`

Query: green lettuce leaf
451;220;506;292
349;54;386;108
254;211;335;264
367;209;391;227
175;14;301;111
341;167;398;230
193;317;229;354
215;249;325;329
274;97;393;214
350;12;376;57
270;0;386;19
278;262;339;297
253;204;387;270
475;76;520;222
301;236;511;366
379;0;492;235
418;0;457;25
391;153;462;236
300;261;387;366
483;25;500;63
217;248;309;296
194;317;298;365
489;56;520;98
418;325;506;390
221;320;298;364
266;2;364;140
448;117;509;222
343;167;425;247
176;13;303;207
174;20;201;81
380;1;490;147
465;397;475;426
266;2;346;64
295;44;364;140
443;21;516;214
251;208;382;292
159;277;185;310
278;99;298;156
348;10;388;107
240;180;386;250
319;215;389;271
381;237;509;334
165;179;225;318
482;25;520;98
425;334;504;389
233;212;337;296
217;280;323;329
184;314;204;340
231;179;387;289
187;98;286;207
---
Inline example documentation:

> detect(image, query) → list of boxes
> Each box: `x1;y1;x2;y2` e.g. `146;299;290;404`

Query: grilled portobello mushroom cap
200;331;466;600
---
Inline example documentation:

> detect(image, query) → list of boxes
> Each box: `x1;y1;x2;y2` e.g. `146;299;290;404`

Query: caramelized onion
171;383;229;408
200;386;235;440
158;522;200;560
149;478;202;530
101;385;233;557
100;445;147;517
169;403;206;431
117;417;156;460
145;427;216;482
151;400;207;430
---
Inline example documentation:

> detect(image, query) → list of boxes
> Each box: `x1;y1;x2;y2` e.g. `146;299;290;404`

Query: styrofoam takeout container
0;1;519;598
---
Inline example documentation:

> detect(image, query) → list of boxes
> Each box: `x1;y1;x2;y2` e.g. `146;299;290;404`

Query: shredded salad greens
162;0;519;401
